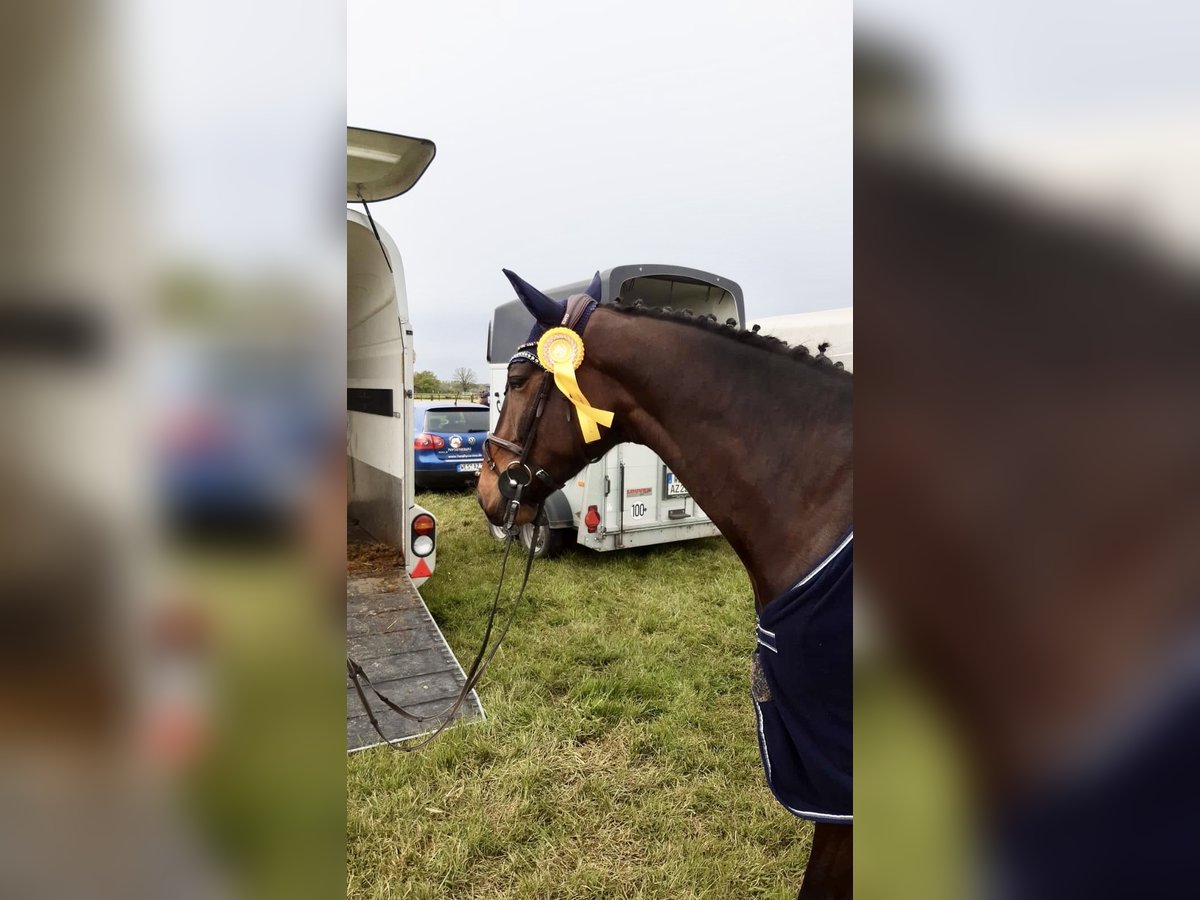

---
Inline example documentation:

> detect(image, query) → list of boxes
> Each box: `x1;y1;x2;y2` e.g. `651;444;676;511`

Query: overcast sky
348;1;851;382
855;0;1200;144
133;1;1196;383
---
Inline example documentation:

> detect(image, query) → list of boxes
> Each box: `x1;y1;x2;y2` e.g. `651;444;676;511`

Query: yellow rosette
536;327;614;443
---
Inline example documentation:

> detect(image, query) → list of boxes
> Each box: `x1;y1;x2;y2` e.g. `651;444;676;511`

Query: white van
750;308;854;372
487;265;745;557
346;127;438;584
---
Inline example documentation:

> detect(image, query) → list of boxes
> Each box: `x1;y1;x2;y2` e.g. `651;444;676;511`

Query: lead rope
348;526;539;751
349;307;579;751
348;369;555;752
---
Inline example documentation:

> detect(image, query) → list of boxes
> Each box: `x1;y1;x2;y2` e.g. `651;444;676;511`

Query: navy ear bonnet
503;269;602;365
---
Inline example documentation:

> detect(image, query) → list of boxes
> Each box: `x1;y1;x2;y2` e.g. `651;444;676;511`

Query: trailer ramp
347;552;483;752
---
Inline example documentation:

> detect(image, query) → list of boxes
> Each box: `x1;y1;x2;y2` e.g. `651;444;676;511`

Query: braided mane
611;300;851;377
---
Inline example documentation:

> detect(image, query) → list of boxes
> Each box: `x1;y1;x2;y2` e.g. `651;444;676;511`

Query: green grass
347;491;813;899
175;548;346;900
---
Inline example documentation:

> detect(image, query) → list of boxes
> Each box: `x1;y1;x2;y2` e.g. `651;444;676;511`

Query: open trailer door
346;128;438;584
346;129;488;752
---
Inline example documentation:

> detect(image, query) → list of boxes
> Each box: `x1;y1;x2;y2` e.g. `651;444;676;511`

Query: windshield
422;408;489;433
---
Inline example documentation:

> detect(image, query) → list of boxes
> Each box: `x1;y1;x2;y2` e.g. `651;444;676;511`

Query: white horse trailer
750;308;854;372
487;265;745;557
346;127;438;585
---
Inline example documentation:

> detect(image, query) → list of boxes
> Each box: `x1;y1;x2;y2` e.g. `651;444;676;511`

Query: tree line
414;367;485;399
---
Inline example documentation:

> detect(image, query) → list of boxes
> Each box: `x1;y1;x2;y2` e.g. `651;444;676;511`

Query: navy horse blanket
751;532;853;823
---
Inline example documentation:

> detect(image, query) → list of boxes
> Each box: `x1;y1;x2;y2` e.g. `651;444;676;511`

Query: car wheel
487;522;508;542
519;522;568;559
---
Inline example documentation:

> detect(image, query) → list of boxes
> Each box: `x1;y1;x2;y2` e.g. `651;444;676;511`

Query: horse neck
584;309;853;605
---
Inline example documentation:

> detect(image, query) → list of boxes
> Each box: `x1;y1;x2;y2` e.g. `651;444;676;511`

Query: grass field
346;491;814;899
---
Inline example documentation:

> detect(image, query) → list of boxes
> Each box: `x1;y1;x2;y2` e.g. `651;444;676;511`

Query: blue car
158;340;330;535
413;401;490;489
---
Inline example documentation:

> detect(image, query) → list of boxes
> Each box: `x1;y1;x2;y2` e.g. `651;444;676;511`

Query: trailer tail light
414;433;445;450
584;505;601;533
411;513;436;557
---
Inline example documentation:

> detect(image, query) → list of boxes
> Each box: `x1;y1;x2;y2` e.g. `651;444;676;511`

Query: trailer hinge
404;389;413;398
604;476;610;496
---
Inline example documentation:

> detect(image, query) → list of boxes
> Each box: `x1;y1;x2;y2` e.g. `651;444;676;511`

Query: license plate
665;471;688;497
457;462;482;473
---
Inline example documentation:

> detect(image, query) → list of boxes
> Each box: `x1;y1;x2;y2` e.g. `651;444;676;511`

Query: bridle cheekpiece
483;294;614;535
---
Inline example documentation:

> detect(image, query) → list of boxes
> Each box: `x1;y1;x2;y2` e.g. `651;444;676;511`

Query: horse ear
502;269;562;325
585;271;602;303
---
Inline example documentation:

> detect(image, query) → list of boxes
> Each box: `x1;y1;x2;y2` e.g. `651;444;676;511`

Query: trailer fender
542;489;574;530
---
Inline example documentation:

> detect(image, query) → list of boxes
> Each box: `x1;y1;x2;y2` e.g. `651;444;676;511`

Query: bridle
482;384;605;534
347;293;600;751
483;293;601;536
481;369;560;536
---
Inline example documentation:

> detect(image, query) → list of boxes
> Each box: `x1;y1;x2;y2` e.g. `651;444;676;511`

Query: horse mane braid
612;300;851;377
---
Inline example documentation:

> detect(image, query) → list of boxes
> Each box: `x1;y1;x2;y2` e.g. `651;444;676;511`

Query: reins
347;525;539;751
346;294;600;751
347;370;551;751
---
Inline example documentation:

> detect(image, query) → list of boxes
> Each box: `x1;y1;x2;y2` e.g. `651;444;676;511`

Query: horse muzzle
477;493;540;531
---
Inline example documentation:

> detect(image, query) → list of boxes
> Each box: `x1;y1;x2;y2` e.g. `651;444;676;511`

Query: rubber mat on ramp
347;570;484;752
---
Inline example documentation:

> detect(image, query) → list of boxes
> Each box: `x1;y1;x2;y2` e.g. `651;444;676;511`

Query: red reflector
412;514;435;536
411;558;431;579
414;433;445;450
584;505;601;533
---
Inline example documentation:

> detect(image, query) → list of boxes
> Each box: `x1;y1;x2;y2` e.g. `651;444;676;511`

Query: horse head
476;269;616;529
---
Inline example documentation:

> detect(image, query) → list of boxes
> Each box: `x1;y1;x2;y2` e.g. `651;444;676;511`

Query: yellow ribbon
536;327;615;443
551;365;614;442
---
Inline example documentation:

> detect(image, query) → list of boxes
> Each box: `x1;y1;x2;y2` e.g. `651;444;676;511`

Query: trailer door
617;444;706;531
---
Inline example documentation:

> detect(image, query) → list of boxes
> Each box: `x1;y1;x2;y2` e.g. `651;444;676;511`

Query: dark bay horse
856;152;1200;898
476;269;854;899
